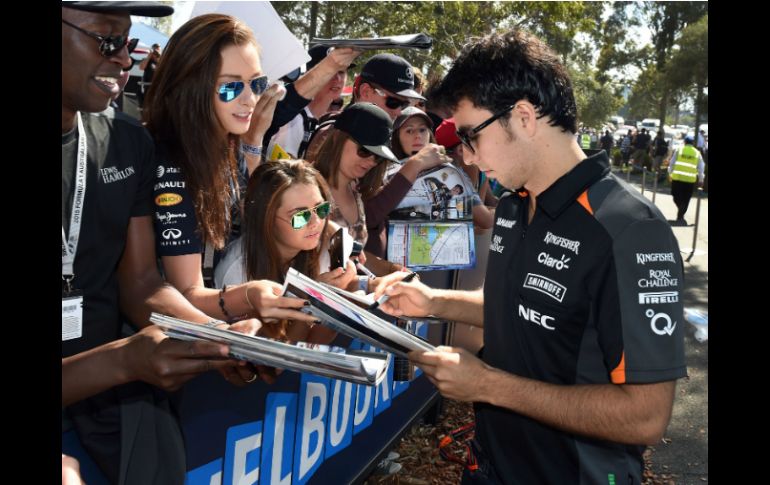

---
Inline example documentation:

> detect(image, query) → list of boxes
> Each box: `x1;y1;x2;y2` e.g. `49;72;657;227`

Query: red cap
435;118;461;149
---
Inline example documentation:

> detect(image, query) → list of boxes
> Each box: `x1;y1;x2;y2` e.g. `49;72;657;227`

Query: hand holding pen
370;272;419;310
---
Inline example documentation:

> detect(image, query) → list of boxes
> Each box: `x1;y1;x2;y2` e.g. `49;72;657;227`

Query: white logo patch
518;304;555;330
537;252;570;271
638;291;679;304
646;309;676;336
523;273;566;303
100;165;135;184
636;252;675;265
543;231;580;255
156;211;188;225
638;269;678;288
490;234;505;254
162;228;182;240
496;217;516;228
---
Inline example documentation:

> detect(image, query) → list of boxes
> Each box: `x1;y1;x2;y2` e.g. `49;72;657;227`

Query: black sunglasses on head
62;19;133;57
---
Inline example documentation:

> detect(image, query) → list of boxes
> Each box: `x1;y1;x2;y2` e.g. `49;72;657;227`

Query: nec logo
162;228;182;240
518;304;555;330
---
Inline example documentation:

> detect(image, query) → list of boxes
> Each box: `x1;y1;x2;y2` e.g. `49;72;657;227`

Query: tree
644;1;708;127
140;0;174;36
664;15;708;133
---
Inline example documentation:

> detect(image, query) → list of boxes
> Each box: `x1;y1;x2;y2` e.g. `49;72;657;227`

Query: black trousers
670;180;695;220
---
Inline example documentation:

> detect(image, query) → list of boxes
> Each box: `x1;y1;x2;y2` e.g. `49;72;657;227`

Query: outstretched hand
125;325;231;392
246;279;318;323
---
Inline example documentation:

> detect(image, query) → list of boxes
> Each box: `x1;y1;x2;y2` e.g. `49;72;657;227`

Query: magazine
281;268;435;359
386;163;476;222
149;313;389;386
310;33;433;51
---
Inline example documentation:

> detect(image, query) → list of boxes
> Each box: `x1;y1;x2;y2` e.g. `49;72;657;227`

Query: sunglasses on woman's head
62;19;136;58
217;75;269;102
373;87;412;110
284;201;331;230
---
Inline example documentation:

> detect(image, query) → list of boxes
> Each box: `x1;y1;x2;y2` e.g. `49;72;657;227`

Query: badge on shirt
62;291;83;341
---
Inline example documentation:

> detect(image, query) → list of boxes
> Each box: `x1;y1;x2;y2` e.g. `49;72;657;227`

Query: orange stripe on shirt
610;352;626;384
577;190;593;215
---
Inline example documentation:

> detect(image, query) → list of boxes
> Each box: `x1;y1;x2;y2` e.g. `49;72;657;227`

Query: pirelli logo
638;291;679;304
523;273;566;303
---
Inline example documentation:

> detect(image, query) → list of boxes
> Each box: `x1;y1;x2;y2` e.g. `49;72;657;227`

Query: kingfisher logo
156;192;183;206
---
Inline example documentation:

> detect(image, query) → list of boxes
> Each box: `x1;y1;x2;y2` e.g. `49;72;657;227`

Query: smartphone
328;228;345;270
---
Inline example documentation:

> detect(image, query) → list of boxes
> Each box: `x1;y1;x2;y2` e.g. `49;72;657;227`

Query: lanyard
62;112;88;291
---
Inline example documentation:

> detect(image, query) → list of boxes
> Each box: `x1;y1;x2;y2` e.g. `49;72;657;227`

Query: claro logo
155;192;183;206
518;304;555;330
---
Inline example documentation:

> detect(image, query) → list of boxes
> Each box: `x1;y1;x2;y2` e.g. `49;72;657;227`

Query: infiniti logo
162;228;182;240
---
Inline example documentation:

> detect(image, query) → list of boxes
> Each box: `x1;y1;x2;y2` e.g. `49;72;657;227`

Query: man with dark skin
62;2;264;483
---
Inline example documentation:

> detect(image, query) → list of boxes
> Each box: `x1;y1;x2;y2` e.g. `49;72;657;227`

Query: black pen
370;272;418;310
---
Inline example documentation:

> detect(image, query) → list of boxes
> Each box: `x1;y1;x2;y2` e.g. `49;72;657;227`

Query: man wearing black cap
62;3;237;483
355;53;425;120
267;44;358;159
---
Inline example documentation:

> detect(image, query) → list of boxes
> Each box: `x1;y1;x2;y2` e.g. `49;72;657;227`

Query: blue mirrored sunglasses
217;76;269;102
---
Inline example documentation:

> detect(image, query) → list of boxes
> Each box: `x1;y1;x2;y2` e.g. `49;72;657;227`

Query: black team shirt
478;151;687;484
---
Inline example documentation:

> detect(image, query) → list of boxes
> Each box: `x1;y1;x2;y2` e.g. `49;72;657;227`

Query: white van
641;118;661;130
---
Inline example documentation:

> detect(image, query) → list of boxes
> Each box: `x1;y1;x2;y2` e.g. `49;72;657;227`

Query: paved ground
618;168;708;484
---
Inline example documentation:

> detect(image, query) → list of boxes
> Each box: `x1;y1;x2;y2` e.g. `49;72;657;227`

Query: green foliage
141;0;174;36
269;1;705;126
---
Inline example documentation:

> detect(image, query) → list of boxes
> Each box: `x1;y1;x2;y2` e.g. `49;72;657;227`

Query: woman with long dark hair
215;160;359;343
144;14;316;337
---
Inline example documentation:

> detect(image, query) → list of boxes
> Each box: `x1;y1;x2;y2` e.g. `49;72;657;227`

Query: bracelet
219;285;232;319
241;142;262;157
244;285;255;310
204;319;228;328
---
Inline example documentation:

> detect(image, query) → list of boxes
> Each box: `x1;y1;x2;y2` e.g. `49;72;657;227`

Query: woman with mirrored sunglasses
214;160;362;345
143;14;318;340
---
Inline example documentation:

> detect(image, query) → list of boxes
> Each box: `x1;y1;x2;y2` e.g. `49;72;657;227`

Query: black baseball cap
334;103;398;162
62;1;174;17
306;44;357;72
360;53;425;101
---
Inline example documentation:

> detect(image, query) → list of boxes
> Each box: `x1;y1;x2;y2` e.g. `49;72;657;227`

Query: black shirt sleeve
595;218;687;384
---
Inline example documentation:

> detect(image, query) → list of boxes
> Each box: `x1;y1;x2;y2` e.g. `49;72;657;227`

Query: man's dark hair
428;29;577;133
